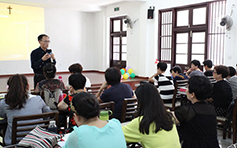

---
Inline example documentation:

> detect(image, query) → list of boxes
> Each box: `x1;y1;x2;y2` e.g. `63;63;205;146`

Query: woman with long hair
0;74;51;145
122;83;180;148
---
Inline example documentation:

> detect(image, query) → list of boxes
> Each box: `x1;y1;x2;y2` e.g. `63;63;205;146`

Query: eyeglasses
41;40;50;43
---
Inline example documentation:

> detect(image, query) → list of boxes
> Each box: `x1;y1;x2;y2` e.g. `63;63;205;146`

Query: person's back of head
214;65;229;78
228;66;236;77
135;83;173;134
5;74;28;109
203;60;213;69
68;63;83;74
188;76;212;101
71;92;100;120
171;65;182;74
157;62;167;72
43;63;56;79
105;67;121;86
191;60;201;68
69;73;86;90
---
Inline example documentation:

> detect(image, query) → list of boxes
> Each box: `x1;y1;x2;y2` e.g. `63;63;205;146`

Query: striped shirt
153;74;174;100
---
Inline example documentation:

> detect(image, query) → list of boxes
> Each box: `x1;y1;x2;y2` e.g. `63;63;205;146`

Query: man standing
31;34;56;88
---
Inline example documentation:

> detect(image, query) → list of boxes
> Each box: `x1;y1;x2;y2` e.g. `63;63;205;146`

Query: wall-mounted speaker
147;6;155;19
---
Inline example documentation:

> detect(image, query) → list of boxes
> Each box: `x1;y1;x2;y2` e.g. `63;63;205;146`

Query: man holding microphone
31;34;56;88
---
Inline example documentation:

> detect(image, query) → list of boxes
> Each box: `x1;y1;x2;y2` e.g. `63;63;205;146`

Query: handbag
18;125;61;148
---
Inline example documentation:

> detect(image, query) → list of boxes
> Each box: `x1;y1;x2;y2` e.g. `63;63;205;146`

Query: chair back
217;99;237;143
11;111;59;145
171;79;188;110
86;86;101;95
99;101;115;119
231;99;237;143
121;98;138;123
42;89;62;110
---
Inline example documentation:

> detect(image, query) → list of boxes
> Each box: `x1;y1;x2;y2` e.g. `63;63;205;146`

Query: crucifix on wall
7;6;12;14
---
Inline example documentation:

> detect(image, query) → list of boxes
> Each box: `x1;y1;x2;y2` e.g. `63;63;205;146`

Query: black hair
72;92;100;119
228;66;236;77
38;34;49;41
188;76;213;101
69;73;86;90
105;67;121;85
135;83;173;134
214;65;229;78
170;65;182;73
43;63;56;79
203;60;213;68
157;62;167;71
68;63;83;74
191;60;201;68
5;74;28;109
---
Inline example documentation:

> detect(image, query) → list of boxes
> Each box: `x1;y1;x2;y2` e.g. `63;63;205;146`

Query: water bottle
48;120;57;133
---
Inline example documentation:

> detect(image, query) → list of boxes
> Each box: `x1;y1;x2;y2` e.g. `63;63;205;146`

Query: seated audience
170;65;188;84
58;73;86;128
186;60;204;77
173;76;219;148
35;63;65;93
68;63;91;87
63;92;126;148
212;65;232;116
203;59;214;76
96;67;133;121
122;83;181;148
148;62;174;103
227;66;237;100
0;74;51;145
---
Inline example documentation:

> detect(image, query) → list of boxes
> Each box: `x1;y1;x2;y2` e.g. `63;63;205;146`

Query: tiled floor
217;130;232;148
218;129;233;148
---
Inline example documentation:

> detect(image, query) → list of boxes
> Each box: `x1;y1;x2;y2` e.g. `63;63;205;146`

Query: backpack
44;88;62;110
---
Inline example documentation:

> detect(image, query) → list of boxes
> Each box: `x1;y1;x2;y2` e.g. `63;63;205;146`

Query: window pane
176;33;188;43
161;24;172;36
176;54;187;64
193;7;206;25
113;45;119;52
192;44;205;54
122;45;127;52
192;32;205;43
161;37;172;48
177;10;189;26
161;49;171;61
113;53;119;60
113;20;120;32
122;37;127;44
191;55;204;62
122;53;127;61
123;19;127;31
176;44;188;53
113;37;120;44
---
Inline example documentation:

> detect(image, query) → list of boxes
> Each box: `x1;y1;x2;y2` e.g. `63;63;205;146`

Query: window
158;0;226;71
110;16;127;69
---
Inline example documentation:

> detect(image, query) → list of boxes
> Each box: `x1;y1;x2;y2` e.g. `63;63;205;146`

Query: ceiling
0;0;146;12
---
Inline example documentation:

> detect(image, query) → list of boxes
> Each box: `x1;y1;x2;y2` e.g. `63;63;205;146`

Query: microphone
47;49;53;63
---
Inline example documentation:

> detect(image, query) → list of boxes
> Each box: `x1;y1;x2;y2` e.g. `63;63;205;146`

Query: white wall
94;0;237;77
224;0;237;67
1;0;237;76
42;8;96;72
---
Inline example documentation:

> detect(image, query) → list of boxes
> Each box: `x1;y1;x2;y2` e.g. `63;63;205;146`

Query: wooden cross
7;6;12;15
